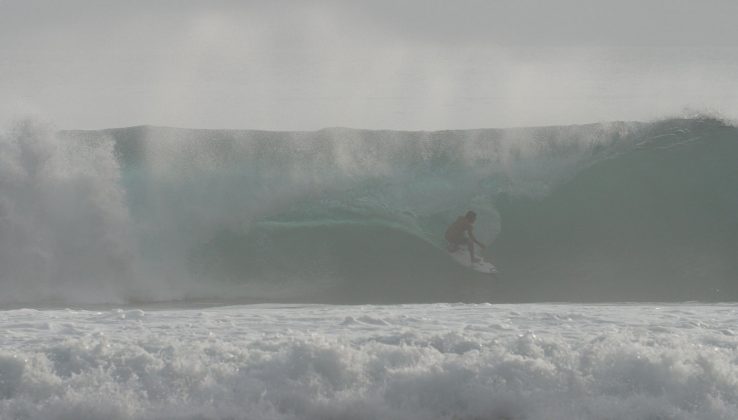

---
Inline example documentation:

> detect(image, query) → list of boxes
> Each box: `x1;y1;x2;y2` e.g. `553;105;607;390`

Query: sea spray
0;120;136;303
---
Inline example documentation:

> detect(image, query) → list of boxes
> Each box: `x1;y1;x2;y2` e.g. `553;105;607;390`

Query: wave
494;118;738;301
1;117;736;304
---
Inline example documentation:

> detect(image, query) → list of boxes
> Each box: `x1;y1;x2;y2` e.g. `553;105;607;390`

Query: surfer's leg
446;234;464;252
466;237;479;263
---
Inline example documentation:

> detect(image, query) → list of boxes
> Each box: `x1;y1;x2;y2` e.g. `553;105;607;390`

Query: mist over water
1;116;737;304
0;120;138;303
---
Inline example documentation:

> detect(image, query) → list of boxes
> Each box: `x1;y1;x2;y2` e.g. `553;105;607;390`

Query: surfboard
448;245;498;275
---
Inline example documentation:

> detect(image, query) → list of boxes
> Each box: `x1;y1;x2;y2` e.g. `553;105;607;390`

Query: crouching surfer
445;210;486;264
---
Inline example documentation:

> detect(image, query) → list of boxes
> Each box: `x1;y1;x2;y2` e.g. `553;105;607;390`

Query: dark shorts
446;234;469;245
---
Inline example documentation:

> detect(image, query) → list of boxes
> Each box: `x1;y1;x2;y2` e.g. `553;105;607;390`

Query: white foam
1;303;737;419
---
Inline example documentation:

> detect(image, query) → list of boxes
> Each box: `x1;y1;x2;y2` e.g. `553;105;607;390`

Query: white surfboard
448;245;498;274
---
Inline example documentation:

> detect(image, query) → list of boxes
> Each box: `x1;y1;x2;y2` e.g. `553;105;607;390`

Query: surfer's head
465;210;477;222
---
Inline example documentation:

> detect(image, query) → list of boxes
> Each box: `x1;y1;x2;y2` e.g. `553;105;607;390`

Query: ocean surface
2;303;738;420
1;117;737;418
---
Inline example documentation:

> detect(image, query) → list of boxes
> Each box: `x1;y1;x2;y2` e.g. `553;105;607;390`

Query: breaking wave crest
2;117;737;304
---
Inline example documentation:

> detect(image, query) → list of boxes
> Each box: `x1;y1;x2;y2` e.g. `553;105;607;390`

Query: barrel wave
2;117;736;304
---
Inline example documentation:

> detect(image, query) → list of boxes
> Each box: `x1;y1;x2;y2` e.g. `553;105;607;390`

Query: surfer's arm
467;228;486;248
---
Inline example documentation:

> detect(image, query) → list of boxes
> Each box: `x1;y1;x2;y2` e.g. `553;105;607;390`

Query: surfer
445;210;486;264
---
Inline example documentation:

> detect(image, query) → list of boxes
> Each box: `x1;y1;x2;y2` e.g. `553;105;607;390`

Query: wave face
495;119;738;301
2;117;736;303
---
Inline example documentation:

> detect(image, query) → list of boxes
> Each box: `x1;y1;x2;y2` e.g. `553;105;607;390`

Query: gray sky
2;0;738;130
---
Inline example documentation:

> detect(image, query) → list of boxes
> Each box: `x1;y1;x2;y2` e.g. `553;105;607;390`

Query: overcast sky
2;0;738;130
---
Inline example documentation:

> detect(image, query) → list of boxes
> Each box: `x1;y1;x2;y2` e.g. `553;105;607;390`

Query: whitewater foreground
1;303;737;419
